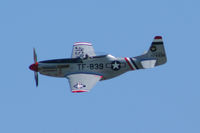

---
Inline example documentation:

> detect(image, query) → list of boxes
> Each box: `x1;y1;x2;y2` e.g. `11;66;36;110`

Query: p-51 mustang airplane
29;36;167;93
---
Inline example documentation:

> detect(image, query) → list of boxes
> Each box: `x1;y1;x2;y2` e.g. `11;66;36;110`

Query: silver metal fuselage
29;36;167;91
38;54;131;80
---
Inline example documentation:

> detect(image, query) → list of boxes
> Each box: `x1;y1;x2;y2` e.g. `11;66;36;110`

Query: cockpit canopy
39;54;115;64
39;58;83;64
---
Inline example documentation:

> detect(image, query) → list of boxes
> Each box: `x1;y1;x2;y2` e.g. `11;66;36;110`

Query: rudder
147;36;167;66
133;36;167;69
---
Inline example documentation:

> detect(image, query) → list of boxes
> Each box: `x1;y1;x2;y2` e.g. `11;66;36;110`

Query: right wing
71;42;96;58
66;73;102;93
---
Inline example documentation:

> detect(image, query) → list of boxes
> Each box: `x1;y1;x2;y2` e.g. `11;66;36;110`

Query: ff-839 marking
29;36;167;93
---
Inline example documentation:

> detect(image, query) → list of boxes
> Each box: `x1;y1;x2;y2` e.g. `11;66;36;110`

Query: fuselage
37;54;132;80
29;36;167;90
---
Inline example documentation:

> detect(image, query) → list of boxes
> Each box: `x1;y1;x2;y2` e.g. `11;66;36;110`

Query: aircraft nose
29;63;38;72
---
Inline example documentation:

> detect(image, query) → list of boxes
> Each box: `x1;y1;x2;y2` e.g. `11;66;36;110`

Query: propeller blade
34;72;39;87
33;48;37;63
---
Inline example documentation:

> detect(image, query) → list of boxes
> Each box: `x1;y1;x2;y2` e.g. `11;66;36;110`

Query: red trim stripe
154;36;162;39
125;57;134;70
72;90;88;93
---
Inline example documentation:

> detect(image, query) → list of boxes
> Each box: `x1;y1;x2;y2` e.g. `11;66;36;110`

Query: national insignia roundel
111;61;121;71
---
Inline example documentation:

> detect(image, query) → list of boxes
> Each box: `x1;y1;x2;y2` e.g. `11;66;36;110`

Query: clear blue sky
0;0;200;133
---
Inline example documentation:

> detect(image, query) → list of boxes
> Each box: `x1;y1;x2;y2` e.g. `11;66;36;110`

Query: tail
134;36;167;69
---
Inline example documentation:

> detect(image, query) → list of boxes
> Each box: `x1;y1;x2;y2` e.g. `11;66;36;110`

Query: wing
66;73;102;93
71;42;96;58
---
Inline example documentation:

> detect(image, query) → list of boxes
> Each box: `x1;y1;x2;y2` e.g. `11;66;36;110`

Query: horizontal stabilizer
141;59;156;69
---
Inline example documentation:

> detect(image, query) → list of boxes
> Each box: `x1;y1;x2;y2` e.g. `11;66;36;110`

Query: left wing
71;42;96;58
66;73;102;93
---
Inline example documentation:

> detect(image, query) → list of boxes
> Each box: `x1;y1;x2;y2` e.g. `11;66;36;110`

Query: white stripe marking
74;42;92;46
153;39;162;42
127;57;136;70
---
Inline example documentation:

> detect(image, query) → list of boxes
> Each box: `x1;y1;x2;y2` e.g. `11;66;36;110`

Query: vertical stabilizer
133;36;167;69
147;36;167;66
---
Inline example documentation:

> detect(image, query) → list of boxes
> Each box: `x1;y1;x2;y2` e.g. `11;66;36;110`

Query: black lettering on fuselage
77;63;104;70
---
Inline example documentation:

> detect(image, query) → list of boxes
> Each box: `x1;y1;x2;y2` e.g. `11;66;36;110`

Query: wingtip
72;90;89;93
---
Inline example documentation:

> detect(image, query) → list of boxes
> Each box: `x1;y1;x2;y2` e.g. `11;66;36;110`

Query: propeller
33;48;37;63
34;70;38;87
29;48;39;87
